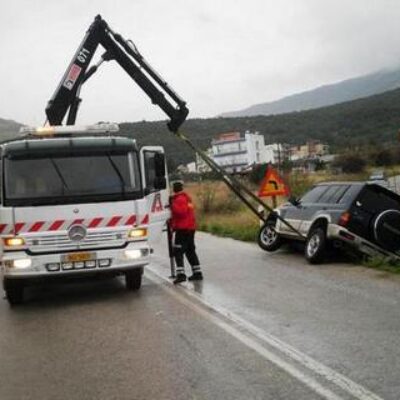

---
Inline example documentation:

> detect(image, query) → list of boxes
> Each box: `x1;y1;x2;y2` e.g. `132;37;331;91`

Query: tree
333;154;366;173
374;149;393;166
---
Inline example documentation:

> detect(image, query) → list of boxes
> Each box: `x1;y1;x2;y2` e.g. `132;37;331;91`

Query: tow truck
1;15;189;305
2;15;302;305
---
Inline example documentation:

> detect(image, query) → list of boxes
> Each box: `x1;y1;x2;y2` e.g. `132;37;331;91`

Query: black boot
188;271;203;281
173;273;187;284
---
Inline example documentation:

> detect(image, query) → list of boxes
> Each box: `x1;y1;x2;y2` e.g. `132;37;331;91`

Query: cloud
2;0;400;124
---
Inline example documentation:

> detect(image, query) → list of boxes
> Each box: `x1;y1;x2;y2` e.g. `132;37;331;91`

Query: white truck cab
0;123;170;305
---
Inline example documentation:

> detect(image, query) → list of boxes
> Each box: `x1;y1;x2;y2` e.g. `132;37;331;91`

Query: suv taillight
338;211;351;227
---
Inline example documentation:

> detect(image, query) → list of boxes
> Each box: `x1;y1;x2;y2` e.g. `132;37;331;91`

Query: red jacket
170;191;196;231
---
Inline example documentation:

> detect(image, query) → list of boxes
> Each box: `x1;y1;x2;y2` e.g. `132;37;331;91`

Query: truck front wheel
125;268;143;291
4;280;24;306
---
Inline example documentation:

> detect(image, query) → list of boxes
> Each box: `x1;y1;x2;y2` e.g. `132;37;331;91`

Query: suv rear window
356;185;400;213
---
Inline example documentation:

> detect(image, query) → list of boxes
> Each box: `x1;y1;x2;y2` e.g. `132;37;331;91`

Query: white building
211;131;266;173
264;143;289;164
195;150;212;173
186;161;196;173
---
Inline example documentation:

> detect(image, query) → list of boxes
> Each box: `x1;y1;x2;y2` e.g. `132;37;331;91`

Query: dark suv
258;182;400;263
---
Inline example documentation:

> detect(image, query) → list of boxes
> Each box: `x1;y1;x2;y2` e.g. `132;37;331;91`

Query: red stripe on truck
107;216;122;227
125;215;136;226
14;223;25;234
29;221;45;232
49;220;65;231
89;218;103;228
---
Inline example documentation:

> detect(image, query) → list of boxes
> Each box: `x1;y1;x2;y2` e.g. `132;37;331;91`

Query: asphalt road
0;232;399;400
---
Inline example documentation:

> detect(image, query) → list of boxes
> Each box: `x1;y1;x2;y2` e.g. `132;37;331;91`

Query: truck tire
125;268;143;291
305;227;327;264
258;221;283;252
373;209;400;252
4;280;24;306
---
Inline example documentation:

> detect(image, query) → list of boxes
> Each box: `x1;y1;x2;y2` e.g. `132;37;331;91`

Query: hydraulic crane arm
45;15;188;132
45;15;302;238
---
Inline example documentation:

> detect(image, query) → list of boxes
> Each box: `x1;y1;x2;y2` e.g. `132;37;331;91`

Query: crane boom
45;15;188;132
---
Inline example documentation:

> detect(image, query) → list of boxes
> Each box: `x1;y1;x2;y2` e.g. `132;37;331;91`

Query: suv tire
4;280;24;306
258;221;283;252
373;209;400;252
305;227;327;264
125;268;143;291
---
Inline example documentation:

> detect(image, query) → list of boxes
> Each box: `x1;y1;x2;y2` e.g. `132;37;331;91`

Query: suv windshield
4;152;141;206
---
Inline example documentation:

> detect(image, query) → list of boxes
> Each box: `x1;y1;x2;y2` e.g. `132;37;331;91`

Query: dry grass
185;181;262;242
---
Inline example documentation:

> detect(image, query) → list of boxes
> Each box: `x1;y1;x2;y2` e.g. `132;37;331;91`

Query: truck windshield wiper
49;157;69;193
107;155;126;194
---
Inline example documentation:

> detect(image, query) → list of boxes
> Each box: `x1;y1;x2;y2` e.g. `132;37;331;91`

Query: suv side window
300;185;328;204
319;185;349;204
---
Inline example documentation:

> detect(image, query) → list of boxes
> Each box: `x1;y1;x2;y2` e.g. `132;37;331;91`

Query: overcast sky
2;0;400;126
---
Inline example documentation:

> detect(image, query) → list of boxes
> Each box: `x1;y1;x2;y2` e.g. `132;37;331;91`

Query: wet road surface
0;232;399;399
152;232;400;400
0;276;322;400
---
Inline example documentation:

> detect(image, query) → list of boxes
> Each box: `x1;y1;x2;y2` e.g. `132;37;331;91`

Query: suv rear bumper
1;241;150;281
327;224;399;259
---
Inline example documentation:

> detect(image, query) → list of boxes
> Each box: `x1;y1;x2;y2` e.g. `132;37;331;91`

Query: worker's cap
172;181;184;193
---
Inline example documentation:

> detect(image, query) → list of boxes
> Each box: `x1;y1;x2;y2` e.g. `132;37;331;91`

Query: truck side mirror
154;153;166;177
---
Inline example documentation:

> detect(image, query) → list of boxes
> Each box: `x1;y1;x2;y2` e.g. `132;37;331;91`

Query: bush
249;163;269;184
197;183;217;213
332;154;366;173
373;149;393;166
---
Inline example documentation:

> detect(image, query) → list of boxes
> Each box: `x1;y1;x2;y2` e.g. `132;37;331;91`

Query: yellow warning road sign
258;166;289;197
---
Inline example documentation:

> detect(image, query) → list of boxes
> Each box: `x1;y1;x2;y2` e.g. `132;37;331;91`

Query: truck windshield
4;152;141;206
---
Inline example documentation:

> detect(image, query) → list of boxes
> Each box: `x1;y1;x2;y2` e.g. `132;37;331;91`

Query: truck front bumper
1;241;150;280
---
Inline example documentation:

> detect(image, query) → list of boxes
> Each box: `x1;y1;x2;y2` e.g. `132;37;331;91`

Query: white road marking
145;265;384;400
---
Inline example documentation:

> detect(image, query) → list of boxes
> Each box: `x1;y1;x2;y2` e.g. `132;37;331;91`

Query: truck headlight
3;237;25;247
128;228;147;239
12;258;32;269
124;249;142;259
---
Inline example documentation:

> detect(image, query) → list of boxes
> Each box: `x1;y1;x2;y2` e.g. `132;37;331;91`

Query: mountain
0;118;23;141
120;86;400;167
221;68;400;118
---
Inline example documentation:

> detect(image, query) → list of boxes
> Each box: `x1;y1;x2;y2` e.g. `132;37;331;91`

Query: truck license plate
63;252;95;262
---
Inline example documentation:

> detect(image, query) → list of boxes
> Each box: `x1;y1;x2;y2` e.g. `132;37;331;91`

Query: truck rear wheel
4;280;24;306
125;268;143;291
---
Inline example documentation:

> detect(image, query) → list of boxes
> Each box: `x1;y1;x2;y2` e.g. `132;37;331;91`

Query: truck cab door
139;146;170;246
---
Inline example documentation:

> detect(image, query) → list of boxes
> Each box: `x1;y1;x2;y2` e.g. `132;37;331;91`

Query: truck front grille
25;230;126;252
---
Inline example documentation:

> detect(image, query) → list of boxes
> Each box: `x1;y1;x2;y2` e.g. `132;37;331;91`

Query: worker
170;181;203;284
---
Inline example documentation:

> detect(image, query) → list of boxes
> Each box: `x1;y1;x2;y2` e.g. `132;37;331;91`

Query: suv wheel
373;209;400;252
125;268;143;291
4;280;24;306
258;221;283;252
305;227;327;264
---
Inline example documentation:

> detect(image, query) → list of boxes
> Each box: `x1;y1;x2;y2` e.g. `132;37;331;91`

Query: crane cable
174;131;305;238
